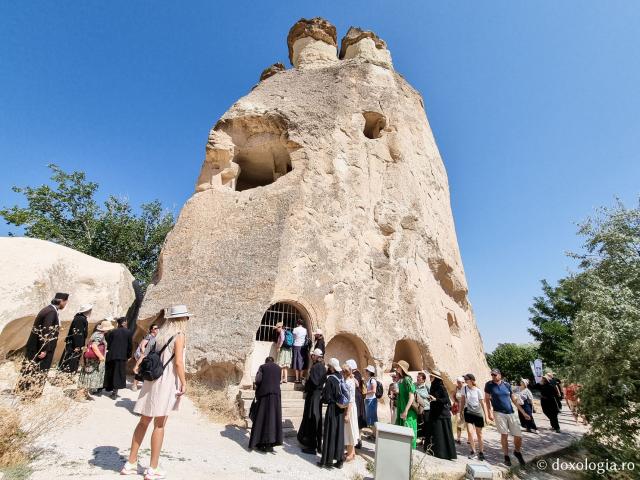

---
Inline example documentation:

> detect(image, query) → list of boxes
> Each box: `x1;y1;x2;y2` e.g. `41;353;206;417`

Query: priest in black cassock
298;348;326;454
16;292;69;397
58;303;91;374
318;357;345;469
249;356;283;452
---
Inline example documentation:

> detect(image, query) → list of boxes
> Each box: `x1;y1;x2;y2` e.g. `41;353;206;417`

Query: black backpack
138;335;176;381
375;379;384;399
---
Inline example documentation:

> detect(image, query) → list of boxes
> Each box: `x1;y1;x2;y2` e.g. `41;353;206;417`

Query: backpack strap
158;334;178;369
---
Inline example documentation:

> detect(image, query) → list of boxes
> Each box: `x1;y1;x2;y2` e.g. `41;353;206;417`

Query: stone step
240;389;305;400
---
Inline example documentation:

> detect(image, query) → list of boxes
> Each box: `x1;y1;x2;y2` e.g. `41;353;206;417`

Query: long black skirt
58;346;82;373
249;393;283;449
297;390;323;451
320;403;345;465
103;359;127;391
425;416;457;460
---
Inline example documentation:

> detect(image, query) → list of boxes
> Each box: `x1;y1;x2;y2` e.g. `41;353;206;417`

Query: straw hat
77;304;93;314
395;360;410;376
428;369;443;379
165;305;190;319
96;320;114;332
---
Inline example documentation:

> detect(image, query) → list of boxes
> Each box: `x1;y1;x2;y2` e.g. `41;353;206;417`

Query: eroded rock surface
0;237;136;359
140;18;489;386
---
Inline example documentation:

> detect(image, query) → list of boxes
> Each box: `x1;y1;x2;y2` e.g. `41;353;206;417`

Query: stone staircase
239;377;307;437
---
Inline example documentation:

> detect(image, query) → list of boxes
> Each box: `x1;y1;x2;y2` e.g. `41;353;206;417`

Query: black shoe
334;460;343;469
302;448;317;455
478;452;485;461
514;451;526;467
504;455;512;467
355;440;362;449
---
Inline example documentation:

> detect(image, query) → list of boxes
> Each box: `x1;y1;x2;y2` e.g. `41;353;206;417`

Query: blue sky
1;2;638;352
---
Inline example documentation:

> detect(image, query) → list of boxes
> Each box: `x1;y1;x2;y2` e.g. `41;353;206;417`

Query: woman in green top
394;360;418;448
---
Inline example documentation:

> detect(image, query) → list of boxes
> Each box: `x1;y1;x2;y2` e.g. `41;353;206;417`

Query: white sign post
530;358;543;384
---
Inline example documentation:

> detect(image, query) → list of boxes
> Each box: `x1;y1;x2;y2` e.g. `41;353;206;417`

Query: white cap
456;376;465;383
328;358;340;371
312;348;324;357
346;359;357;370
366;365;376;374
314;329;323;335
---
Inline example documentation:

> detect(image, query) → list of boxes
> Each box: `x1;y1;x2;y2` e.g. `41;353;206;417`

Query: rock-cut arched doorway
393;339;425;372
249;301;311;378
325;333;373;371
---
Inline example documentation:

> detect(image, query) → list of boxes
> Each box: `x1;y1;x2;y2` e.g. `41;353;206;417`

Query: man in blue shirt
484;368;531;467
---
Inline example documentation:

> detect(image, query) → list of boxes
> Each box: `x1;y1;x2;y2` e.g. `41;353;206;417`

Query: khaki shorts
494;411;521;436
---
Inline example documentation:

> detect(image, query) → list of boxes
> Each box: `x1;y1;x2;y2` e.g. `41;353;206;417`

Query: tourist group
15;296;575;479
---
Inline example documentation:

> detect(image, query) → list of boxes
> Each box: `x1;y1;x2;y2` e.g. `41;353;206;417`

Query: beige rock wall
139;18;490;387
0;237;136;359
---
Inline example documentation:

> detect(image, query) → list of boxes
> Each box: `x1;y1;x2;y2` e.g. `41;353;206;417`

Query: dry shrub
0;406;28;467
188;379;242;425
0;363;81;470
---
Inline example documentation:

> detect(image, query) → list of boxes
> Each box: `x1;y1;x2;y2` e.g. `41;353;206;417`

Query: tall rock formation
139;18;489;387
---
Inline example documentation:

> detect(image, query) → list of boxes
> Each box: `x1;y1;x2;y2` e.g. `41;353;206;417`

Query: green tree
566;200;640;462
0;164;174;287
528;277;580;370
485;342;539;384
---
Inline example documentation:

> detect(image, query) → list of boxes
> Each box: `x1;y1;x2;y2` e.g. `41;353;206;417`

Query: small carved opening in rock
325;332;373;370
447;312;460;336
393;339;423;371
200;115;300;192
363;111;386;139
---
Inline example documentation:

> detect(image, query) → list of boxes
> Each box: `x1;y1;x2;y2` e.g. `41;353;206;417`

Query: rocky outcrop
140;18;489;387
259;62;285;82
0;237;136;359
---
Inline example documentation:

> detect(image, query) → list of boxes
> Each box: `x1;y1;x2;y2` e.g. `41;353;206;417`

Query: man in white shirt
291;318;308;383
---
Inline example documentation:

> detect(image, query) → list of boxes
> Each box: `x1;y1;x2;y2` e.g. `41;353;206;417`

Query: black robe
58;313;89;373
297;360;326;451
424;378;457;460
320;372;345;466
540;382;561;431
353;370;367;430
103;326;132;391
314;337;325;354
249;362;283;449
16;304;60;397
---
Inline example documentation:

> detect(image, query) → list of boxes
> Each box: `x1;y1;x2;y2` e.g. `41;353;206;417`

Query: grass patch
0;463;33;480
188;379;242;424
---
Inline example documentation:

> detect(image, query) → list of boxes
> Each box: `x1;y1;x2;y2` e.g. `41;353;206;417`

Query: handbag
411;392;425;415
83;342;105;360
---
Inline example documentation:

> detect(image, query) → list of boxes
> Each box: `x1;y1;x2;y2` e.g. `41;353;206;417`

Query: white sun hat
77;304;93;314
366;365;376;374
346;359;357;370
328;358;341;371
312;348;324;357
166;305;190;319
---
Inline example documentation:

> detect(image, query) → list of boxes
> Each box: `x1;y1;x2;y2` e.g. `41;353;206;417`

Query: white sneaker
120;461;138;475
144;466;166;479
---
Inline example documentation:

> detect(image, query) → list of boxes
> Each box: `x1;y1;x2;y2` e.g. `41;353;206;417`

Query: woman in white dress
342;363;359;462
121;305;189;480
